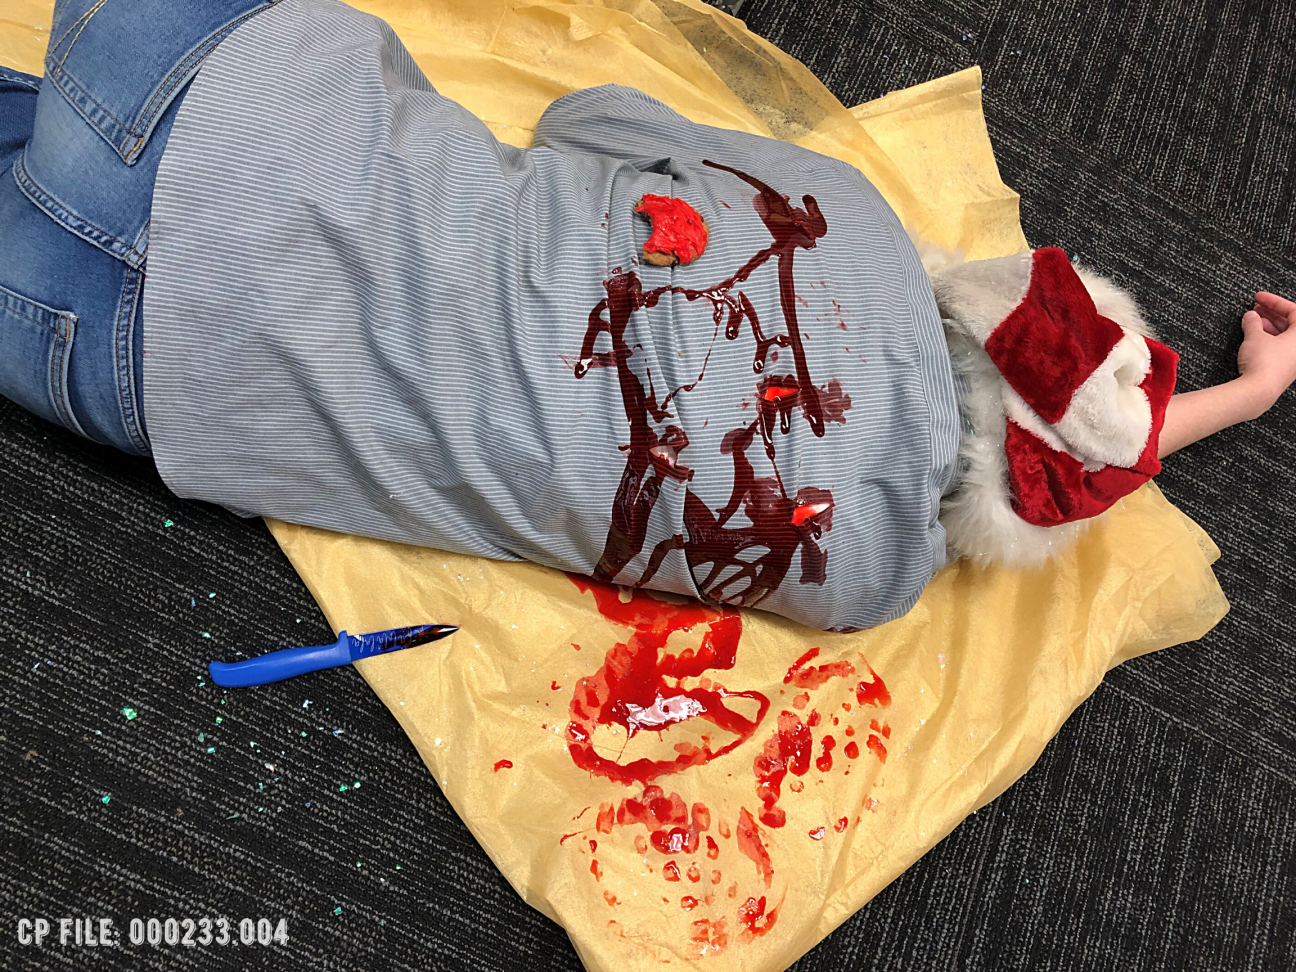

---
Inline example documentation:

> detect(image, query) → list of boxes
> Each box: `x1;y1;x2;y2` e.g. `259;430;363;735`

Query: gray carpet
2;1;1293;969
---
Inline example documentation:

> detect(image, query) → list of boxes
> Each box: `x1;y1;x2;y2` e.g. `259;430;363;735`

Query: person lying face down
1;0;1293;633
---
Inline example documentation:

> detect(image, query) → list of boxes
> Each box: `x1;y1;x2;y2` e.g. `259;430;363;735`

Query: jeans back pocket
0;282;85;437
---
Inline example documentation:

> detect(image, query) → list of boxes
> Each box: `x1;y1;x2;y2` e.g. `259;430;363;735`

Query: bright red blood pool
844;740;860;759
493;759;513;772
565;579;770;785
635;194;709;265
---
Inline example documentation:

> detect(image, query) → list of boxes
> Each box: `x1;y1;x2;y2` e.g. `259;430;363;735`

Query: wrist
1234;373;1283;420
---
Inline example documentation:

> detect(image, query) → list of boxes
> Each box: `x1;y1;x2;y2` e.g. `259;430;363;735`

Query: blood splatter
604;892;619;906
551;680;561;691
681;896;699;911
596;803;615;834
737;895;780;938
588;839;597;853
844;740;860;760
866;734;888;763
791;691;810;710
691;917;729;957
711;869;722;885
856;667;892;708
613;786;712;855
664;861;682;882
870;718;891;738
815;735;836;772
736;807;773;888
783;647;855;689
706;835;720;860
687;863;701;883
753;711;812;828
591;860;603;881
835;817;849;833
808;826;825;840
493;759;513;772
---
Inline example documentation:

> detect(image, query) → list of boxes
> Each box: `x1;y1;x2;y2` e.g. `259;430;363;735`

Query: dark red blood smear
579;163;840;610
591;859;603;881
856;667;892;708
844;740;860;759
687;863;702;883
736;807;774;888
784;646;856;689
681;896;699;911
737;895;780;938
565;578;769;784
614;785;712;855
493;759;513;772
664;861;682;882
835;817;849;833
706;835;720;860
635;195;709;265
867;734;888;763
753;711;812;828
589;839;597;853
816;735;836;773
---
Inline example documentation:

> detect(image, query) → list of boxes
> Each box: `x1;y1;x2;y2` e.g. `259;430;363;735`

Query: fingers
1252;304;1284;335
1255;290;1296;320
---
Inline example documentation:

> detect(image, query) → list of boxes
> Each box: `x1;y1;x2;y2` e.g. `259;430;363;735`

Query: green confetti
163;519;174;528
208;592;216;598
353;781;361;789
101;794;111;804
395;865;402;871
227;813;239;819
201;632;211;639
355;861;362;868
338;784;350;792
215;716;223;724
333;907;342;916
206;747;216;754
198;733;205;742
122;707;137;720
249;741;258;748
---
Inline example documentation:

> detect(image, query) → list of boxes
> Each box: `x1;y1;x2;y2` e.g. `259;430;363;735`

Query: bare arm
1158;291;1296;459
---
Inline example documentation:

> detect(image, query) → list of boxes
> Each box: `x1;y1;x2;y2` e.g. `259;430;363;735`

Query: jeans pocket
0;282;86;437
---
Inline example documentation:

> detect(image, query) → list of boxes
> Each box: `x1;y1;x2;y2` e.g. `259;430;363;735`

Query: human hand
1237;291;1296;415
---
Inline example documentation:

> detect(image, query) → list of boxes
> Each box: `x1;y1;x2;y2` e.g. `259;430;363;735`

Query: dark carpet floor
2;1;1293;970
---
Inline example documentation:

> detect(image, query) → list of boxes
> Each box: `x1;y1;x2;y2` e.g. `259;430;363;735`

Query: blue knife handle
208;632;352;688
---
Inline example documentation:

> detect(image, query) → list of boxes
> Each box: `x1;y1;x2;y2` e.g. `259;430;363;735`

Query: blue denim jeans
0;0;277;455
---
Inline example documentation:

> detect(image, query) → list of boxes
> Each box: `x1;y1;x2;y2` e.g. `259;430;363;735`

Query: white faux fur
916;238;1155;569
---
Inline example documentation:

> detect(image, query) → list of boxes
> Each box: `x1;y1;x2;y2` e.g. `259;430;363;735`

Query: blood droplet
844;740;860;759
493;759;513;772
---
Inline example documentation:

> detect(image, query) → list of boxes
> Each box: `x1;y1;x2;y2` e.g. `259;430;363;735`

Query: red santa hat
931;247;1178;565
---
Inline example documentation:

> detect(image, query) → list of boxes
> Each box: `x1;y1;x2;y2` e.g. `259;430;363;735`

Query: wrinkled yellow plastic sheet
3;2;1228;970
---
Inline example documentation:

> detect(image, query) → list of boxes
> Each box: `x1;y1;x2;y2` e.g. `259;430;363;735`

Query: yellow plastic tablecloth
2;3;1228;970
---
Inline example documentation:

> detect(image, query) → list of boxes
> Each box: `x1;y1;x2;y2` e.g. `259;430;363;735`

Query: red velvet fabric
1004;337;1179;527
985;248;1125;425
